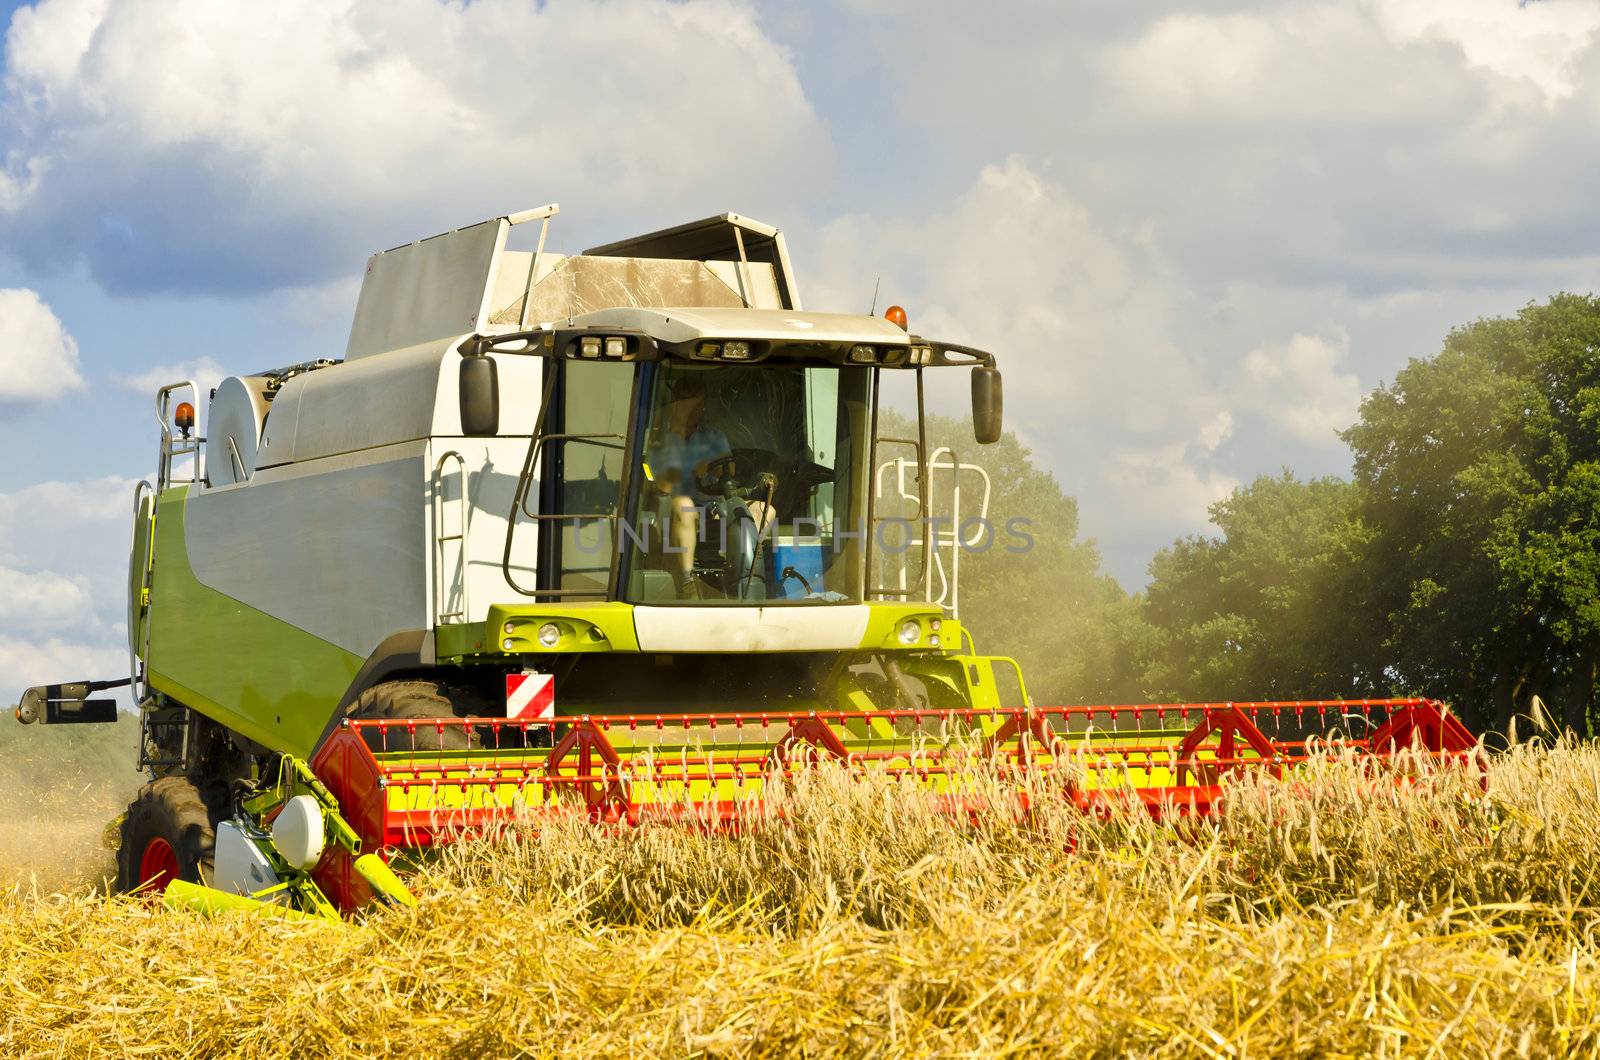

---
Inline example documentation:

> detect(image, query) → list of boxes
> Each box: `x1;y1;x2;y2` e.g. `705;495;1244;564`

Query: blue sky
3;0;1600;704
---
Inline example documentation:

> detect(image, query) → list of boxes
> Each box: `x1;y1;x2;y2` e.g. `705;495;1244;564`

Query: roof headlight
849;345;877;364
603;336;627;358
722;340;752;361
897;619;920;645
579;336;602;358
694;342;720;360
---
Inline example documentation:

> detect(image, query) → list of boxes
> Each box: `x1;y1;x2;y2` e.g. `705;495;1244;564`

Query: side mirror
459;354;499;436
972;366;1003;444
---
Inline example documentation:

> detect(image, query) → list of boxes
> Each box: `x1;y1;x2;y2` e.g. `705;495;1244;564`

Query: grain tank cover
345;217;511;361
345;207;798;361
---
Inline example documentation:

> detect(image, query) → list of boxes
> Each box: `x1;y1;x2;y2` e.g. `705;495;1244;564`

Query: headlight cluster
576;335;633;359
693;340;757;361
849;344;931;366
500;619;606;652
896;616;945;649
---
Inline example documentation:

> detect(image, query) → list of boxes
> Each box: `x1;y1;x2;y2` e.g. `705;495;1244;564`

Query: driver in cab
647;373;772;599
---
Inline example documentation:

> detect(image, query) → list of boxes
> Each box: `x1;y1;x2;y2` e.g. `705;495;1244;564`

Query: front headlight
538;623;561;648
897;619;920;645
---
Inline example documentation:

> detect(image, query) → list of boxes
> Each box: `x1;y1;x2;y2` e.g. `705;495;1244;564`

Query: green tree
1139;472;1380;701
1345;293;1600;734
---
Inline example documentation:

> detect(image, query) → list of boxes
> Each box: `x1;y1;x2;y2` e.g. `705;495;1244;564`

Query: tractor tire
347;678;489;752
115;776;215;895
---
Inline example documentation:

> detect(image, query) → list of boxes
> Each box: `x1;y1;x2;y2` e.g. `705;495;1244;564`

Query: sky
2;0;1600;706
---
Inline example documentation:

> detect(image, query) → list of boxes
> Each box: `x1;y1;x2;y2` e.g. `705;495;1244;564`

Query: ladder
432;450;471;625
133;380;204;769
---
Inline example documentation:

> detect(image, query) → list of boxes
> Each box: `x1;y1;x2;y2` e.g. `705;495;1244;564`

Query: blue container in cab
770;541;827;599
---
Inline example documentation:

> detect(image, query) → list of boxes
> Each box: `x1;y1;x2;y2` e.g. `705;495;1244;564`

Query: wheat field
1;739;1597;1057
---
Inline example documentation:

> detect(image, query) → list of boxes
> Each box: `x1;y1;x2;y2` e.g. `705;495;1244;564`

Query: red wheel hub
138;836;179;893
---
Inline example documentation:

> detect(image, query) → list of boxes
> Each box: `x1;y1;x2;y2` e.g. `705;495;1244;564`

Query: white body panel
427;435;543;628
633;605;871;653
192;343;547;657
212;822;287;904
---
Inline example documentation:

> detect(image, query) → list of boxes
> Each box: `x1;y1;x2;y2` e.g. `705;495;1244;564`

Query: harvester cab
14;205;1481;920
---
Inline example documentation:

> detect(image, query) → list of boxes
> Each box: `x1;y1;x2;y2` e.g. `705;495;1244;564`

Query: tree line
941;293;1600;736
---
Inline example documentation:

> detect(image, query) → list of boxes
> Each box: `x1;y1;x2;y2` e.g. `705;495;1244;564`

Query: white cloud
0;566;95;633
0;0;831;294
0;287;84;402
843;1;1600;290
0;475;138;558
1371;0;1600;102
0;636;128;705
1107;443;1241;532
0;475;138;704
784;0;1600;579
1239;331;1363;444
810;157;1241;563
117;357;227;402
1109;6;1453;124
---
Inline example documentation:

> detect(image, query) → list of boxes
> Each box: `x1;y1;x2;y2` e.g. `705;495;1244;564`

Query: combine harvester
15;207;1479;918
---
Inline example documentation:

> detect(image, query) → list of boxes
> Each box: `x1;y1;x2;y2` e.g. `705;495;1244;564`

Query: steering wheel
696;450;778;500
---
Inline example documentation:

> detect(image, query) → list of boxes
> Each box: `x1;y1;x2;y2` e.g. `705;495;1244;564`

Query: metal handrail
869;436;924;600
129;479;155;703
870;450;991;615
154;381;202;492
431;451;470;625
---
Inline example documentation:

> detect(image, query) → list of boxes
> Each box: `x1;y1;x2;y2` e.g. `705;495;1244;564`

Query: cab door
536;359;638;599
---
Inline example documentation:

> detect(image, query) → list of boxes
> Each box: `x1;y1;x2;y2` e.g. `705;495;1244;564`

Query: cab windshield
623;362;871;603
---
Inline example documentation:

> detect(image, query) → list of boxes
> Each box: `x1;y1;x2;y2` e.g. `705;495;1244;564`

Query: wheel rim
137;836;179;893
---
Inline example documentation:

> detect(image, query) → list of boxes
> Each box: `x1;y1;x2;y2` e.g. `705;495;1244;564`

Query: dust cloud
0;714;145;894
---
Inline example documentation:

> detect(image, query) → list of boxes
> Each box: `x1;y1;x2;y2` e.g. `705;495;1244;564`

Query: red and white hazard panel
505;671;554;720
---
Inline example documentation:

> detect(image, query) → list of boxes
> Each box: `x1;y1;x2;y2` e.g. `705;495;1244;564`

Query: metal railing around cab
871;448;992;616
154;381;203;494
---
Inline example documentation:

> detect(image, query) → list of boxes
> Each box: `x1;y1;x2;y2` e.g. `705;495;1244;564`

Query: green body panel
859;604;959;651
163;879;325;921
143;488;363;758
487;601;642;655
899;654;1031;713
